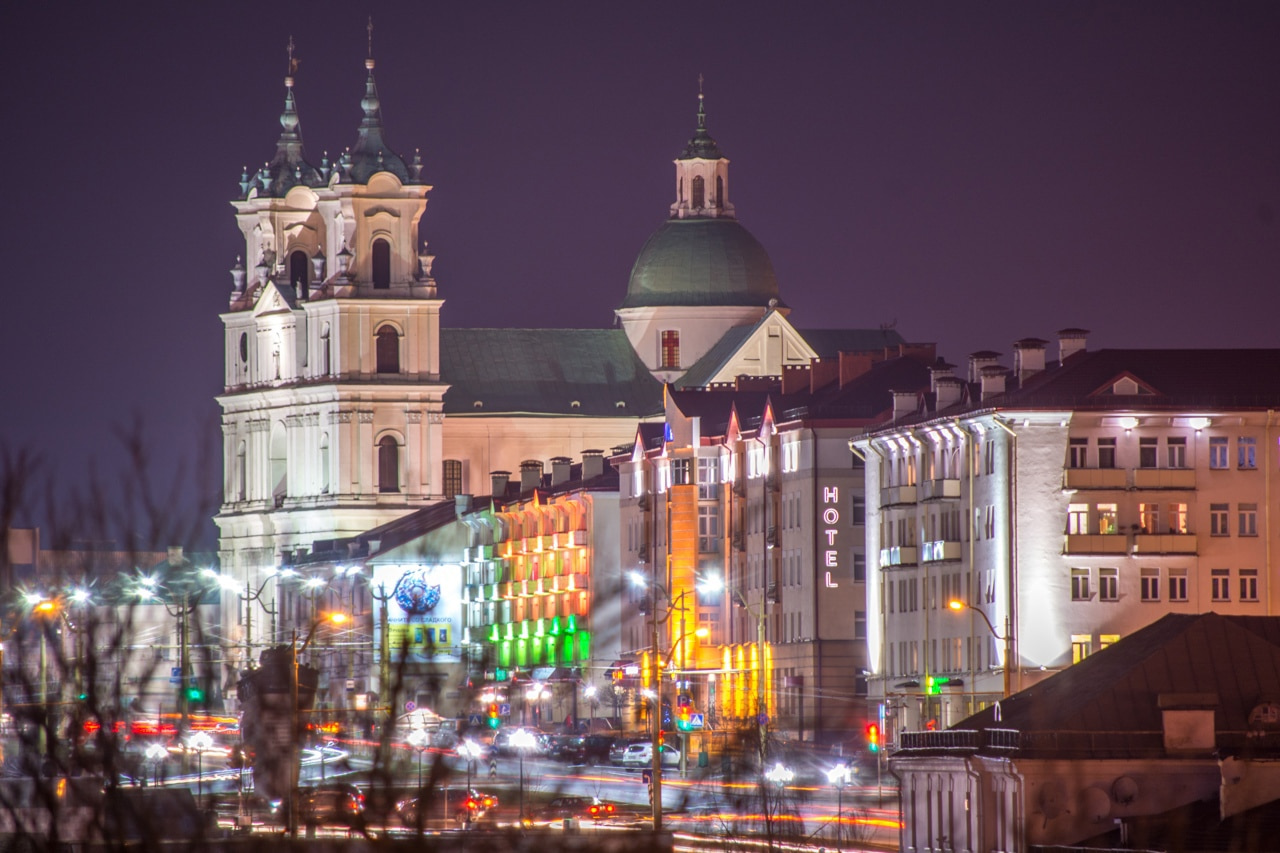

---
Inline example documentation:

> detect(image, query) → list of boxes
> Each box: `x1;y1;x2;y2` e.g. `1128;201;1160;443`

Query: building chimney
968;351;1002;383
809;357;840;393
454;494;473;516
838;351;878;388
1013;338;1048;382
550;456;572;487
519;460;544;493
582;450;605;480
781;364;811;395
934;376;964;410
490;470;511;498
1057;328;1089;363
891;390;917;421
980;365;1008;401
929;360;956;392
167;545;184;566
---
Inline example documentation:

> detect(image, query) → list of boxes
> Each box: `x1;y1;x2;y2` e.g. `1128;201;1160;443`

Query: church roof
679;88;723;161
343;58;416;185
619;218;782;310
440;328;664;417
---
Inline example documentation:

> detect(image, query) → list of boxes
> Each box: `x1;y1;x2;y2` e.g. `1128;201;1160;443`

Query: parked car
621;741;680;769
609;737;648;766
395;787;499;828
491;727;551;756
525;796;619;827
295;783;367;830
550;735;616;765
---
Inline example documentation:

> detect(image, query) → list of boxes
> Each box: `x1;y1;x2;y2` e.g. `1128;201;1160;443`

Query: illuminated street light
947;599;1012;697
510;727;537;825
827;763;853;845
407;728;429;789
189;731;214;806
457;739;484;829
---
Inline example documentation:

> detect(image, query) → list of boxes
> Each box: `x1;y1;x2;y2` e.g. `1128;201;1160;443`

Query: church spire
346;18;414;184
679;75;724;161
248;36;322;199
670;77;732;219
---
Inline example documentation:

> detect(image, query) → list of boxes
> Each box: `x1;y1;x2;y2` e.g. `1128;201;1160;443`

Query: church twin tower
216;41;786;590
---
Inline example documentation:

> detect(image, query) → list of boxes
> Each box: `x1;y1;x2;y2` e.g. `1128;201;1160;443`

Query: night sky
3;2;1278;544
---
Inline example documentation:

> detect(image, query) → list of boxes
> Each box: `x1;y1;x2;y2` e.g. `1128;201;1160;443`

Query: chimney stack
550;456;572;487
1057;328;1089;363
582;450;605;480
167;545;184;566
934;376;964;410
1013;338;1048;382
891;390;917;421
490;470;511;498
454;494;473;515
519;460;544;493
929;360;956;392
980;365;1008;401
968;351;1002;383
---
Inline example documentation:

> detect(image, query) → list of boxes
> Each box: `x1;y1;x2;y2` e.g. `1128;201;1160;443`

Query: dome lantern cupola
670;77;733;221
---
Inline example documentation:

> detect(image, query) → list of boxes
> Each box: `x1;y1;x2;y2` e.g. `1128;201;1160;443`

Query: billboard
371;563;463;663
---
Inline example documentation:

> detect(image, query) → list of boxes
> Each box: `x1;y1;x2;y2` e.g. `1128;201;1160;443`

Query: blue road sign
169;667;182;685
499;702;511;716
468;714;484;726
689;713;705;729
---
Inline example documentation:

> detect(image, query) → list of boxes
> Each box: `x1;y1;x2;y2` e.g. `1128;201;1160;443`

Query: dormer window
375;325;400;374
372;238;391;289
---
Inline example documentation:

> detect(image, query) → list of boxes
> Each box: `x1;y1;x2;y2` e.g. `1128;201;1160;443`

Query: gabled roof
674;325;756;389
963;613;1280;740
440;328;663;417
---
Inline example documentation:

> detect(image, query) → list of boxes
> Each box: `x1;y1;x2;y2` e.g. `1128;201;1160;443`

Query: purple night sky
2;2;1277;543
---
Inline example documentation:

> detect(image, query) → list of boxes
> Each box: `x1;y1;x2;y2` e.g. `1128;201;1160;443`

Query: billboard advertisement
371;563;463;663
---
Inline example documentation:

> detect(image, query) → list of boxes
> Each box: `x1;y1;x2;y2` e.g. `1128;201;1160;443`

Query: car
491;727;551;757
609;737;648;766
620;742;680;769
395;787;499;828
525;796;619;827
295;783;366;830
550;735;616;765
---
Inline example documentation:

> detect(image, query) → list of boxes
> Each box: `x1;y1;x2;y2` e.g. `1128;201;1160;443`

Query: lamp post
189;731;214;807
457;739;483;829
510;727;536;826
699;573;768;769
408;728;429;789
211;569;279;670
287;611;347;838
24;595;58;761
827;762;852;847
947;599;1012;698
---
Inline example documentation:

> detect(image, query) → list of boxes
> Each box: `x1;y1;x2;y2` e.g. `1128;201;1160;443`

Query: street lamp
457;739;483;829
510;727;536;826
700;573;769;769
145;742;168;788
287;610;347;838
947;599;1012;698
827;762;853;846
24;594;59;763
189;731;214;807
210;569;279;669
408;728;429;789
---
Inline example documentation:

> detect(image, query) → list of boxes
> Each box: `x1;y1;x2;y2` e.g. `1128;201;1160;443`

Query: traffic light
925;675;953;695
487;703;501;729
676;705;691;732
657;731;665;753
184;684;206;706
866;723;880;753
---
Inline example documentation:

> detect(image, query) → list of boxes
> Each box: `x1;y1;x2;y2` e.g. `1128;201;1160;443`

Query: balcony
922;540;962;562
881;485;918;508
1063;468;1127;490
879;545;919;567
920;479;961;501
1063;534;1128;555
1133;533;1198;554
1133;468;1197;489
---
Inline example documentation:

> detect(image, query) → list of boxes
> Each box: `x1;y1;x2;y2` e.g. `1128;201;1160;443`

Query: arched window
269;423;288;507
289;250;309;297
320;323;331;377
372;238;391;289
442;459;463;499
375;325;400;374
691;175;705;209
716;175;724;207
320;433;331;494
378;435;400;493
235;441;247;502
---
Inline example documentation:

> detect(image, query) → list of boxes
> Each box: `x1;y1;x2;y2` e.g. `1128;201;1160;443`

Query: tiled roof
798;328;906;358
674;326;756;389
440;328;663;417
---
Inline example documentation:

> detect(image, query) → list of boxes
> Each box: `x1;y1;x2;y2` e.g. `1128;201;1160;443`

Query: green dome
619;218;782;310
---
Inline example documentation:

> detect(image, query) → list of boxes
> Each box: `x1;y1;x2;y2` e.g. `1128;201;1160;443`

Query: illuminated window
1239;503;1258;536
1167;437;1187;468
1240;569;1258;602
378;435;400;493
1210;504;1229;536
1211;568;1230;602
1099;567;1118;602
1068;438;1087;468
1097;438;1116;469
375;325;399;374
1067;503;1089;535
1209;437;1228;469
372;238;391;288
1139;503;1159;534
1071;634;1091;664
1140;568;1160;601
1071;568;1090;601
698;504;721;552
660;330;680;369
697;458;718;499
671;458;692;486
1096;503;1118;535
1099;633;1120;650
442;459;463;499
1238;436;1257;469
1138;437;1157;469
1167;503;1188;534
1169;569;1188;602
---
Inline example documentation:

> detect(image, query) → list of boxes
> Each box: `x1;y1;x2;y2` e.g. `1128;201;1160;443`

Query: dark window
660;330;680;369
1098;438;1116;469
290;250;309;296
851;495;866;525
1139;438;1157;469
376;326;399;374
239;333;248;363
378;436;400;493
372;238;391;289
691;176;705;209
442;459;463;499
715;175;723;207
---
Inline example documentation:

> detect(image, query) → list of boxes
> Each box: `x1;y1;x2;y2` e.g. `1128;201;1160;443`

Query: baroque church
214;44;903;661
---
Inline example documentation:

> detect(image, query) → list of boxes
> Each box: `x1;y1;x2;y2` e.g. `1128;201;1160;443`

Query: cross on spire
287;35;297;77
367;17;374;58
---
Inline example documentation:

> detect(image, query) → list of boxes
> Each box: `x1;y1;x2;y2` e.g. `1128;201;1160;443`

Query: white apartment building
855;331;1280;740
